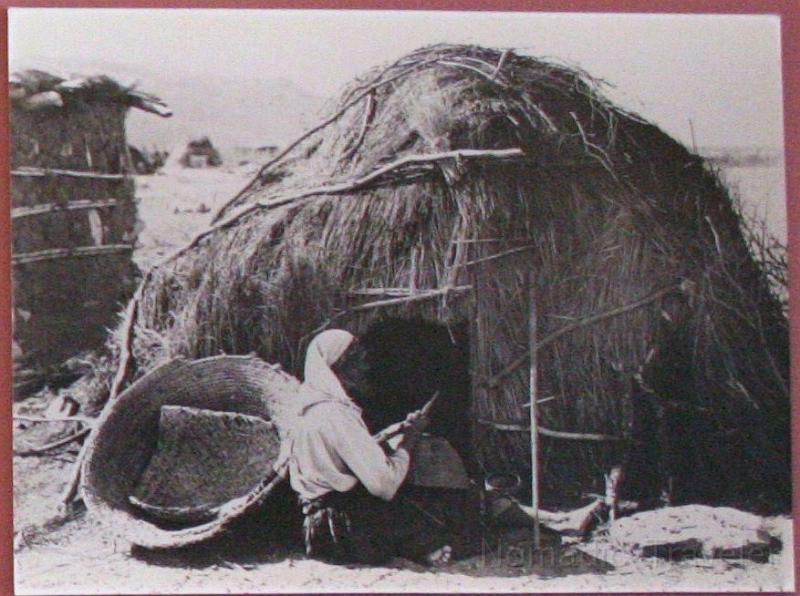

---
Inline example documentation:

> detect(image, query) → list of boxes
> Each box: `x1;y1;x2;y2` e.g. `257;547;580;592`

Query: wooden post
605;465;623;523
528;271;541;548
409;246;418;295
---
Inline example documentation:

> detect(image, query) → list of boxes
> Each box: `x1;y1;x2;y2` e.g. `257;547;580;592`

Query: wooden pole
12;244;134;266
409;246;418;295
528;271;541;548
11;167;126;180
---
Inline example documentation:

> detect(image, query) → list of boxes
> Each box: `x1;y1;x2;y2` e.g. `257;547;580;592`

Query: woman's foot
425;544;452;567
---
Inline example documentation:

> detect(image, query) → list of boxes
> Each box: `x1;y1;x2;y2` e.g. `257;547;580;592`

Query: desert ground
12;154;794;594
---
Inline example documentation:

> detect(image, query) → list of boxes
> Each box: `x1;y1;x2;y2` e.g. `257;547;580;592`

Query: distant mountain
126;72;325;152
9;55;325;153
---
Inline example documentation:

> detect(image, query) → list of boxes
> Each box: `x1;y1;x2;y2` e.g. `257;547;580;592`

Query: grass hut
10;70;171;392
178;136;222;168
98;45;788;512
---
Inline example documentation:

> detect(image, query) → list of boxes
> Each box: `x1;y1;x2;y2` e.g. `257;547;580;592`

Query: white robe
287;329;410;502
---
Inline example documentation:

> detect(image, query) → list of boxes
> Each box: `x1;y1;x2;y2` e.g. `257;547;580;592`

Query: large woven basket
81;355;300;549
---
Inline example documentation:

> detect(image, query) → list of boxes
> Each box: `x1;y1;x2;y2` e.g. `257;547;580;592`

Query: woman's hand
405;410;430;434
399;411;429;452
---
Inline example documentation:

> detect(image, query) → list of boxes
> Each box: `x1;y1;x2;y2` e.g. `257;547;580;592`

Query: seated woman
286;329;453;566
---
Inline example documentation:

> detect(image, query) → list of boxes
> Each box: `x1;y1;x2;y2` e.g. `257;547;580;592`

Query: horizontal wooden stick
14;427;91;457
521;395;558;407
233;146;523;217
477;417;625;442
350;285;472;312
248;147;526;211
540;426;626;442
349;287;418;297
11;167;127;180
14;415;93;424
463;244;536;267
452;238;512;244
12;199;120;219
14;414;88;425
13;244;134;266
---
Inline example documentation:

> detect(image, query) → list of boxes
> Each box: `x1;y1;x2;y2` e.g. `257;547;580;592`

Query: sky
8;8;785;150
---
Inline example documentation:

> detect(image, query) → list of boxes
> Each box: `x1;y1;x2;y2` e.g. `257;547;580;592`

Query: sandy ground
12;160;795;594
132;161;261;270
12;440;795;594
12;456;795;595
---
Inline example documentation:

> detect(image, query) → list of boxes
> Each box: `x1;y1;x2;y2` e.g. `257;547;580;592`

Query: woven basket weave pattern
132;406;281;511
81;355;300;548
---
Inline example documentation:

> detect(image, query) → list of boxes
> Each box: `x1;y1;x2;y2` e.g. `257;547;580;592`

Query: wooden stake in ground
605;465;624;523
528;271;541;549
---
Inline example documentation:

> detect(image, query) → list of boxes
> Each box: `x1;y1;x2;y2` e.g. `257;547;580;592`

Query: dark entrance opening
333;317;473;470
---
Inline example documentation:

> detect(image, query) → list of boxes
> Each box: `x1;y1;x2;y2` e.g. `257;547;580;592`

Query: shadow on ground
130;483;304;569
131;488;613;579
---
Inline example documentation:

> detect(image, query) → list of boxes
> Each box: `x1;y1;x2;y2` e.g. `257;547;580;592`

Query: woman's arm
321;406;411;501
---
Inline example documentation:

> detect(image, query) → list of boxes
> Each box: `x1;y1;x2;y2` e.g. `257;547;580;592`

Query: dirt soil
13;451;794;594
132;161;260;270
12;163;795;594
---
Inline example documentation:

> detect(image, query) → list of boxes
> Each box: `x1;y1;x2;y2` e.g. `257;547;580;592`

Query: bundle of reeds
87;44;788;510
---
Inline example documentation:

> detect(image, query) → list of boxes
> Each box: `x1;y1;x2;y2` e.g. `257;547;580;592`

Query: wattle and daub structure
10;70;171;389
90;45;789;519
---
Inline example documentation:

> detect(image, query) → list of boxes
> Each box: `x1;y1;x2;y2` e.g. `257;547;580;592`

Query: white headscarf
297;329;358;414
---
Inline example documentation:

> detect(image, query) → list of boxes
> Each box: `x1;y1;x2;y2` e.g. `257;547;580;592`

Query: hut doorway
332;317;473;468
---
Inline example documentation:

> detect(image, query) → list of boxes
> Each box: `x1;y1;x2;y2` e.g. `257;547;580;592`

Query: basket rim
80;354;299;549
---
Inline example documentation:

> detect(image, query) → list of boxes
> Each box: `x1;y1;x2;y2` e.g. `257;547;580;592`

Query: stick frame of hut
9;70;170;390
528;271;541;547
65;45;789;515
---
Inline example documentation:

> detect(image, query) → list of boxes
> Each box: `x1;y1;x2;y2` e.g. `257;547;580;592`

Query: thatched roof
9;69;172;116
103;44;788;510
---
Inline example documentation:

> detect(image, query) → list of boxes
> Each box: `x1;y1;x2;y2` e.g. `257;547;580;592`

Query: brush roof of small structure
104;44;787;509
9;69;172;116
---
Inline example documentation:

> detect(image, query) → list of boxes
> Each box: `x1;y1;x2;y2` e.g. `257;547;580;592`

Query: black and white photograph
8;7;793;593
